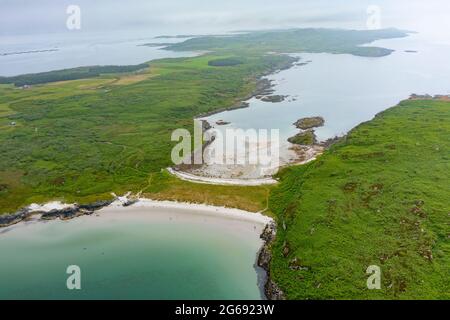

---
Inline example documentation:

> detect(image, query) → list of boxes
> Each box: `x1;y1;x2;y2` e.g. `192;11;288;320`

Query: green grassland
0;53;293;213
0;28;447;300
165;28;408;57
269;99;450;299
0;64;149;87
0;28;406;214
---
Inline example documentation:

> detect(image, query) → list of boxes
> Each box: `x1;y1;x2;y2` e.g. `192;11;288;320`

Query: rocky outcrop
216;120;230;126
0;198;117;228
122;198;139;207
257;222;286;300
201;120;211;132
265;280;285;301
260;95;288;103
409;94;450;101
293;116;325;130
0;208;33;228
79;199;114;211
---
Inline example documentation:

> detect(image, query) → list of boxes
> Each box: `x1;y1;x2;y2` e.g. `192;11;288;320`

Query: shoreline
195;55;300;120
0;196;273;229
167;167;278;186
0;197;277;300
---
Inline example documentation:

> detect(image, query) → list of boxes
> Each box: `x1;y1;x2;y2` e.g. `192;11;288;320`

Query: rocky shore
257;222;285;300
0;199;119;228
409;93;450;101
195;56;300;119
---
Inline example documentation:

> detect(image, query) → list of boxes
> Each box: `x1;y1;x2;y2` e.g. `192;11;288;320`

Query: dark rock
201;120;211;132
41;206;80;220
216;120;230;126
265;280;285;300
260;95;288;103
0;208;33;227
260;222;276;243
79;200;114;211
257;222;285;300
257;243;272;270
123;199;139;207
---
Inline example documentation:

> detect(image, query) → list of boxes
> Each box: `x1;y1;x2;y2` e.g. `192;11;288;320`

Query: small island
288;116;325;146
293;116;325;130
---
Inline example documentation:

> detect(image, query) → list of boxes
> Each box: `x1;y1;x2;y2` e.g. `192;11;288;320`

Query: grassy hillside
0;53;293;213
269;99;450;299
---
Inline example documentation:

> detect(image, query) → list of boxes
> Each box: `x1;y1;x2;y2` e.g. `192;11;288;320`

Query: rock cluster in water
288;116;325;146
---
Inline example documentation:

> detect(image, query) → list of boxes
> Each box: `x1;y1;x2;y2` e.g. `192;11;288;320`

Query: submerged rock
216;120;230;126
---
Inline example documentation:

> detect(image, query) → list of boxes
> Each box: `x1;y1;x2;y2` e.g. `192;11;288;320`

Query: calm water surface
204;33;450;142
0;208;265;299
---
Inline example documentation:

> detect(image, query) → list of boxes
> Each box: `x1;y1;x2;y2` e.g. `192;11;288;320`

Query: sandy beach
2;198;273;232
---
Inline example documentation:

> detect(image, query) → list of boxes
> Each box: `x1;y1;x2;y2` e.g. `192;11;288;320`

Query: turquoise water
0;209;265;300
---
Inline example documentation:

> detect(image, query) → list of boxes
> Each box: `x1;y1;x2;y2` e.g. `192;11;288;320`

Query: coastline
167;167;278;186
0;196;277;300
195;55;300;120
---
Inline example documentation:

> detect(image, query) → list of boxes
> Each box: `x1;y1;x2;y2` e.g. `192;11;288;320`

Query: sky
0;0;449;39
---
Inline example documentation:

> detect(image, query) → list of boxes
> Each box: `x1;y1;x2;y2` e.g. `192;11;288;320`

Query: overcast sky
1;0;449;38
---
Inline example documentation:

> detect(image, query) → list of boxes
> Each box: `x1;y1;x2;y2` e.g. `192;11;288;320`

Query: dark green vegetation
287;130;316;145
165;28;408;57
208;57;243;67
270;99;450;299
0;53;294;213
0;64;149;87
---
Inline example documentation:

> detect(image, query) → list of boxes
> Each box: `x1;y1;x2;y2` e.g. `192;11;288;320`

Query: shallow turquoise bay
0;208;265;300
